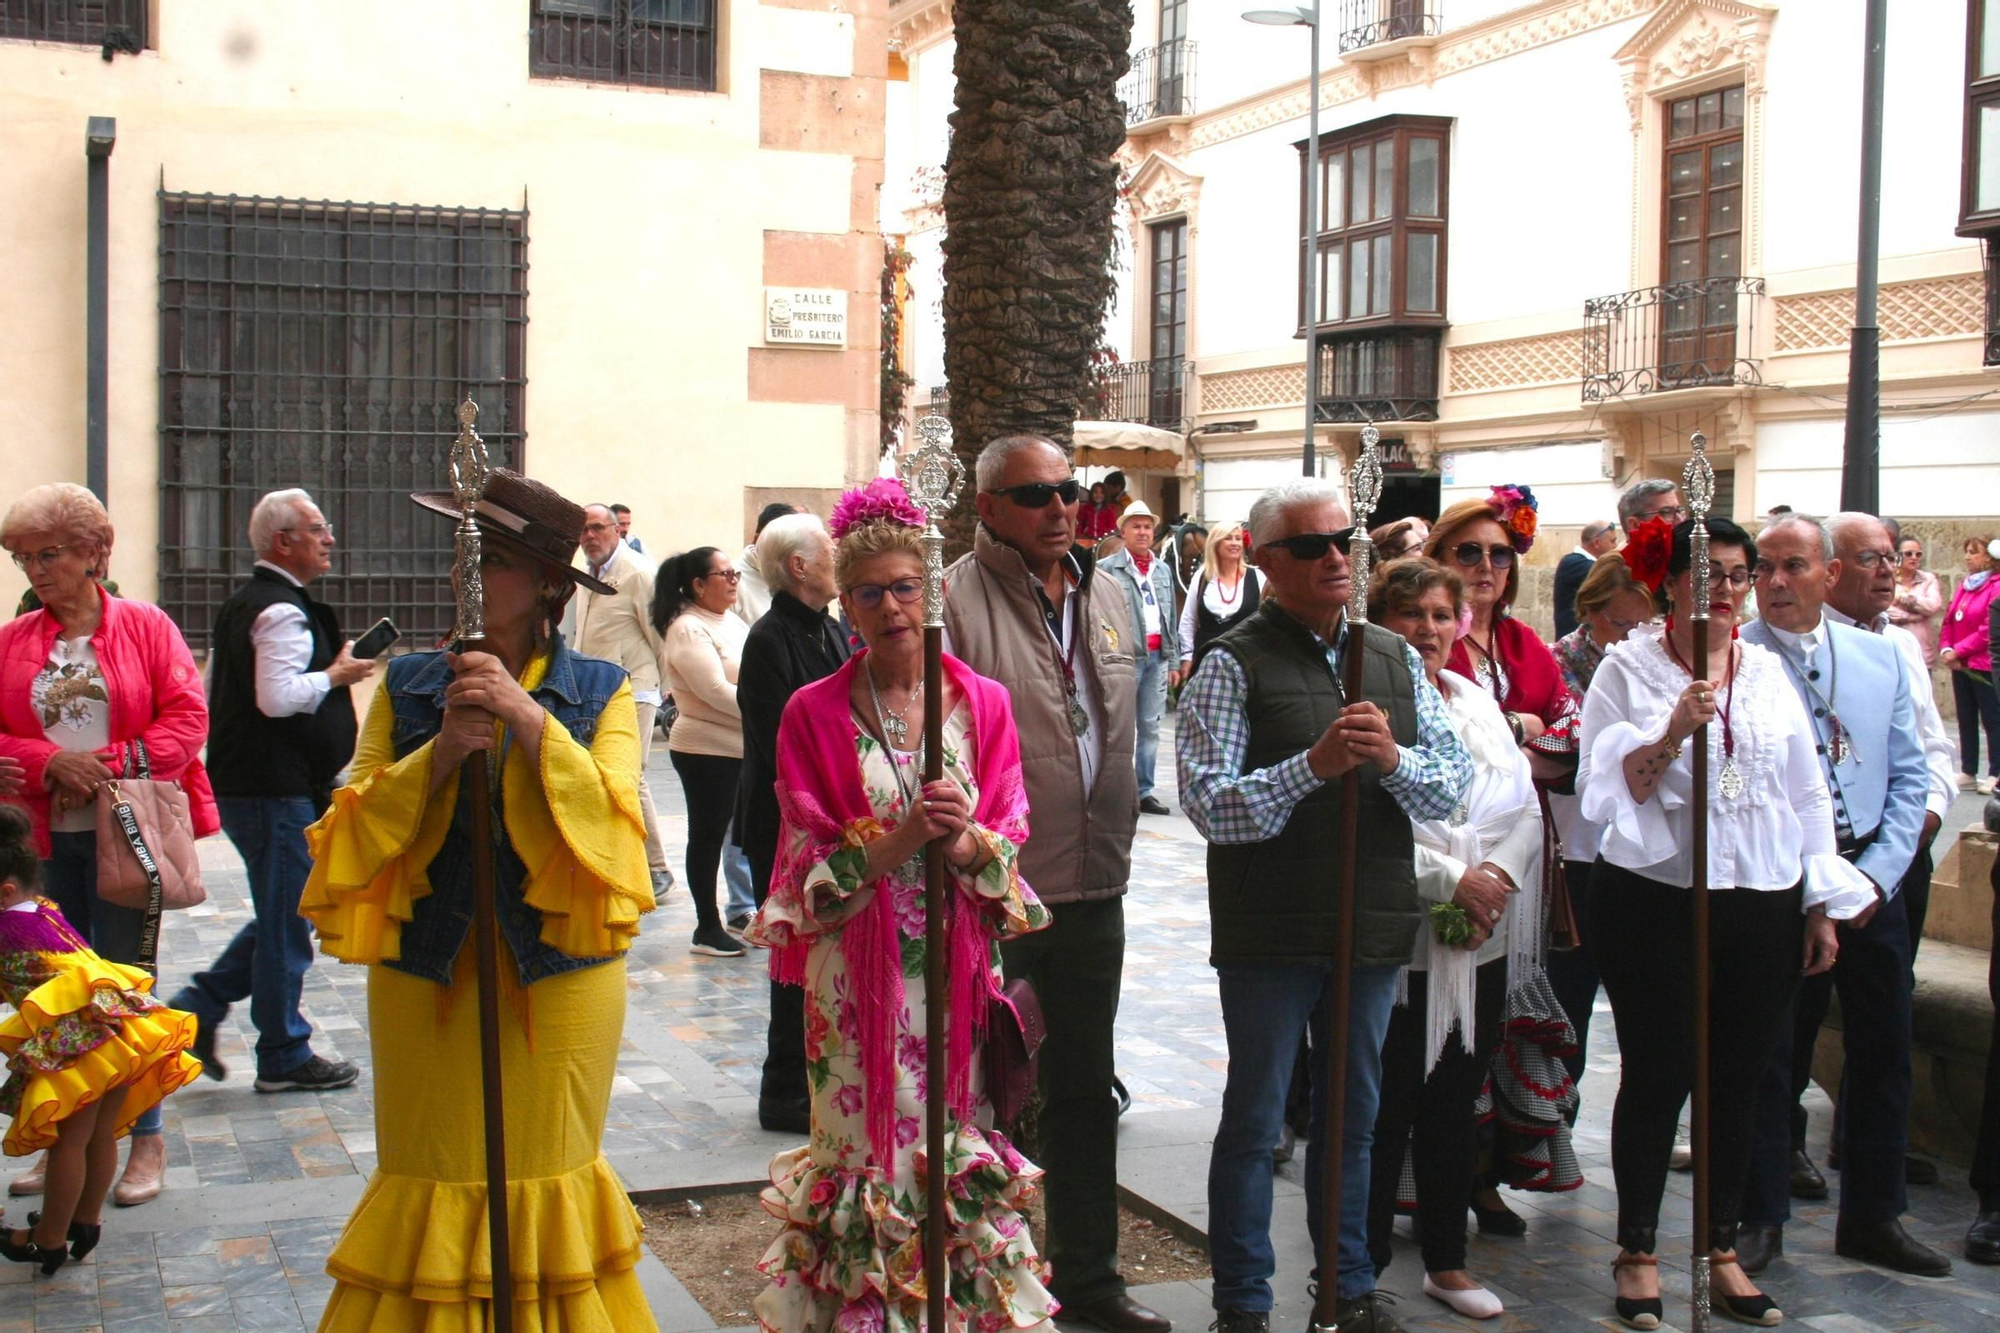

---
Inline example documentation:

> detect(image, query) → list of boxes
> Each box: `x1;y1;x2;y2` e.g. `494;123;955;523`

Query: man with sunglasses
941;435;1163;1332
1178;479;1472;1333
1100;502;1182;816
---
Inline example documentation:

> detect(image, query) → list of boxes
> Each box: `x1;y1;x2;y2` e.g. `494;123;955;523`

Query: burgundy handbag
984;976;1048;1127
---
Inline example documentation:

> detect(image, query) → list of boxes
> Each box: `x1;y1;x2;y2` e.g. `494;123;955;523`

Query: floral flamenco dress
298;644;658;1333
747;652;1057;1333
0;898;200;1157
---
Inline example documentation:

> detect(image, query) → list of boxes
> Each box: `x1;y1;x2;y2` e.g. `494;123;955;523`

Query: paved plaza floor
3;720;1998;1332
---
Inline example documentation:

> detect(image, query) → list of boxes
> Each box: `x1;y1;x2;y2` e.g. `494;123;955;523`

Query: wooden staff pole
447;399;515;1333
1310;424;1385;1333
903;416;967;1333
1685;430;1717;1333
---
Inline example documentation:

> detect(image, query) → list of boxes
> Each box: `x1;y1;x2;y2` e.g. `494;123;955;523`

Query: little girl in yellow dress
0;803;201;1274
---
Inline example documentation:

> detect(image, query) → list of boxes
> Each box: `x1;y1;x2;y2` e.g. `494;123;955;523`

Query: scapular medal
1827;718;1852;767
1067;689;1090;737
1718;755;1745;801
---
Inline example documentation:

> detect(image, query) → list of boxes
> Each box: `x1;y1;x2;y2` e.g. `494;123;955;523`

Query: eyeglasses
1711;569;1754;588
1635;505;1685;523
1261;528;1356;561
281;522;335;539
1606;616;1647;633
1849;549;1896;570
699;567;742;584
8;545;71;572
986;479;1081;509
581;521;617;535
1898;549;1922;561
1451;542;1517;569
848;577;924;610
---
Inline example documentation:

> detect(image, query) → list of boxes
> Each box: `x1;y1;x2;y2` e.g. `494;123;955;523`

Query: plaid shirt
1177;624;1472;845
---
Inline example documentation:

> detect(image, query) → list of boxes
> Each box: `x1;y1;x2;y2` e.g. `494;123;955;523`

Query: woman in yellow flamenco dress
0;802;200;1275
299;470;658;1332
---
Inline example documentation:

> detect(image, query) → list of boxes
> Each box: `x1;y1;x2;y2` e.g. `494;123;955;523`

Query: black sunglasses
986;479;1081;509
1261;528;1356;561
1451;542;1516;569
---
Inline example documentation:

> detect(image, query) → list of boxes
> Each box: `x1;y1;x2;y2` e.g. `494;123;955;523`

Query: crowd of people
0;455;1996;1333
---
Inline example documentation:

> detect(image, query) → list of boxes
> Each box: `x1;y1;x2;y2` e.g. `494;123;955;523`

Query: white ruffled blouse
1576;633;1875;917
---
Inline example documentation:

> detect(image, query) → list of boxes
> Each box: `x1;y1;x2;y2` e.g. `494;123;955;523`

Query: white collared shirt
247;560;332;720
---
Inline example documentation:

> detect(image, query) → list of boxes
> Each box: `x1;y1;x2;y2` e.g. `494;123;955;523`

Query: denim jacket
381;634;631;986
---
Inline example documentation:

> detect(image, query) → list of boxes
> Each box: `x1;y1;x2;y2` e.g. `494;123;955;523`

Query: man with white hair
1178;479;1472;1333
170;491;369;1149
736;512;848;1133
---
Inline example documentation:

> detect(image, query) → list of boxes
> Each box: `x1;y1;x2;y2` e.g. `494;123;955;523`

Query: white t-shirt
32;634;111;833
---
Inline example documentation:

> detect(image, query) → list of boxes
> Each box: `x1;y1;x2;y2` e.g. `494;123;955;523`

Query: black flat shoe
1736;1223;1782;1276
0;1226;68;1274
1966;1210;2000;1265
25;1210;99;1262
1788;1147;1827;1200
1471;1196;1527;1236
1835;1217;1953;1277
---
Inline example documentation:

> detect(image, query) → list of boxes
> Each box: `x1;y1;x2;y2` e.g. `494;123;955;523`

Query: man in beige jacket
575;504;673;902
943;436;1163;1333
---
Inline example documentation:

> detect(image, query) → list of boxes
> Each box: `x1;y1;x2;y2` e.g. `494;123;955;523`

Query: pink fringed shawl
764;650;1032;1164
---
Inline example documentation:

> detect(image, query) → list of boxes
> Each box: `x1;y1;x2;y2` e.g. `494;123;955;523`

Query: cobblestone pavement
3;721;1998;1331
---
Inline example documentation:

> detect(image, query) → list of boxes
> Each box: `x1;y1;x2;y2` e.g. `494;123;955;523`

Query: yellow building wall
0;0;886;609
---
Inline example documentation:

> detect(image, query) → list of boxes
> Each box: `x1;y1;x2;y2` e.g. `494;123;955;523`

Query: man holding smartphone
169;489;372;1125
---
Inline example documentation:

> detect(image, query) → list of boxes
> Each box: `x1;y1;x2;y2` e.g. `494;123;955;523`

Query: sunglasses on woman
848;577;924;610
987;479;1081;509
1452;542;1516;569
1261;528;1356;561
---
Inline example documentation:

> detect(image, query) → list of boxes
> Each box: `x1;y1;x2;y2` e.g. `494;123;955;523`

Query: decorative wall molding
1125;152;1202;224
1445;330;1587;394
1772;275;1984;351
887;0;953;57
1201;365;1306;412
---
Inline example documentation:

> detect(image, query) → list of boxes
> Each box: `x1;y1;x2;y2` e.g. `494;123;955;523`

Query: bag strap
127;738;152;782
108;790;165;974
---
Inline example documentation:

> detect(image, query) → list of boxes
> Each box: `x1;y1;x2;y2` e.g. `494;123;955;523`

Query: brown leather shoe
6;1155;44;1197
1064;1294;1173;1332
112;1134;166;1207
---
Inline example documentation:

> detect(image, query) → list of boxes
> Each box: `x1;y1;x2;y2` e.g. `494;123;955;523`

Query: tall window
1157;0;1189;116
0;0;145;47
529;0;718;92
1149;218;1189;426
1660;85;1745;381
158;194;528;652
1300;114;1449;329
1963;0;2000;363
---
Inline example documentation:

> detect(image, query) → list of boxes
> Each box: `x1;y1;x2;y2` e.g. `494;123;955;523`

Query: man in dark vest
1178;479;1473;1333
171;489;371;1106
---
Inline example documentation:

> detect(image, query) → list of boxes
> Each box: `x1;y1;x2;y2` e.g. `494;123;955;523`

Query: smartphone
352;617;401;660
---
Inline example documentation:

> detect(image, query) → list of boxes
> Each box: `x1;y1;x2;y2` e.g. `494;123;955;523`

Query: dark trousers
1367;958;1508;1276
1972;852;2000;1211
1954;669;2000;778
1000;895;1126;1307
749;843;806;1108
43;830;163;1136
1591;862;1804;1249
1545;857;1602;1092
669;750;740;932
172;797;321;1080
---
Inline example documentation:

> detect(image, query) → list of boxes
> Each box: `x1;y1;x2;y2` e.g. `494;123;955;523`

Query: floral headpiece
1621;516;1673;593
1489;485;1539;554
829;478;925;541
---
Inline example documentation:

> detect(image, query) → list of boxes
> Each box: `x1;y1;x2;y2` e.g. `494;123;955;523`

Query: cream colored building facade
888;0;1998;538
3;0;885;644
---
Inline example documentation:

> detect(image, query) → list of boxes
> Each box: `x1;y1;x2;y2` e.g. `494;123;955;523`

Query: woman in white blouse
1364;557;1542;1322
1176;522;1263;674
1578;517;1867;1330
652;546;751;959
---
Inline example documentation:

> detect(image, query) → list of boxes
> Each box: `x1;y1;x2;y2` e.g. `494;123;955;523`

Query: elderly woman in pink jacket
1942;535;2000;793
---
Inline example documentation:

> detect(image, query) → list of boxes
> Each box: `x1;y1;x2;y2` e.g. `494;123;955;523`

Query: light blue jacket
1100;547;1180;662
1740;616;1927;897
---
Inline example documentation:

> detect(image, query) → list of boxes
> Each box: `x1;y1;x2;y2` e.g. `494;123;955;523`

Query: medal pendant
1068;697;1090;737
1827;724;1851;767
1719;755;1745;801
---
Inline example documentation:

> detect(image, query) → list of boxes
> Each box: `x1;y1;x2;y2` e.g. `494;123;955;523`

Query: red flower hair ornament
1620;516;1674;594
1489;485;1539;554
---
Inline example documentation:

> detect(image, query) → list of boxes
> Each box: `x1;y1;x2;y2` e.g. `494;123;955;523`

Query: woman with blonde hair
1176;521;1264;675
0;482;217;1207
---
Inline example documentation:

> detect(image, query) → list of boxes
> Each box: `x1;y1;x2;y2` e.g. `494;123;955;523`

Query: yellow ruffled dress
298;654;658;1333
0;898;201;1156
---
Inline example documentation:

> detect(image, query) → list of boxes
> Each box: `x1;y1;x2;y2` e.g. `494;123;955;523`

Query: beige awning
1072;420;1183;470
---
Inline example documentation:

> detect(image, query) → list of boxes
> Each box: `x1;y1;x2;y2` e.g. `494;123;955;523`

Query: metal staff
447;399;516;1333
1684;429;1717;1332
901;413;967;1333
1309;423;1384;1333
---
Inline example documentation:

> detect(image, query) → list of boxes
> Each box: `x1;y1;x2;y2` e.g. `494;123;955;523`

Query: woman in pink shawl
747;480;1055;1333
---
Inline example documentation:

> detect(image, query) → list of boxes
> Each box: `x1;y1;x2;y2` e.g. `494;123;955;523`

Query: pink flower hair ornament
829;477;926;541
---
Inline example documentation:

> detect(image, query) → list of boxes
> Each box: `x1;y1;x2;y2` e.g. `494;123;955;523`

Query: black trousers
1545;857;1602;1092
1970;852;2000;1211
1367;958;1508;1276
1591;861;1804;1250
1000;895;1126;1306
669;750;740;932
749;843;807;1108
1954;668;2000;778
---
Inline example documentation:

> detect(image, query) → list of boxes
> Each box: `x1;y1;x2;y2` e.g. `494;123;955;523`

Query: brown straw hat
410;468;614;595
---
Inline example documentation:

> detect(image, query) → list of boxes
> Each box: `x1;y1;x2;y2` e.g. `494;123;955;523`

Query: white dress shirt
1577;632;1874;917
248;561;333;720
1823;603;1958;818
1176;568;1264;661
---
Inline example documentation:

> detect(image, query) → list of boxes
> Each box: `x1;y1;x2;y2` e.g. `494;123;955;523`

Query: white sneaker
1670;1124;1693;1171
1424;1275;1502;1320
1980;776;1997;795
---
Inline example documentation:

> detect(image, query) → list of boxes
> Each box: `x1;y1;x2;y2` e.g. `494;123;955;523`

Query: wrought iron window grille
0;0;146;53
529;0;718;92
1581;276;1765;402
158;192;529;653
1123;40;1197;125
1337;0;1442;55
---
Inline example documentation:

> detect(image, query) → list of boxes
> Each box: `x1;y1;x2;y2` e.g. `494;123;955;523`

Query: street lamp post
1245;1;1321;477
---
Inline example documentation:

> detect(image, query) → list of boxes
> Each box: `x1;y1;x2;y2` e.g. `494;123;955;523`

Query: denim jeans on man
1209;960;1400;1312
1134;648;1169;800
170;797;320;1080
723;828;757;923
44;830;163;1136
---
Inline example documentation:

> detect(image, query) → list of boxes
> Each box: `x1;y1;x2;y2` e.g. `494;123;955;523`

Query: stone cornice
888;0;953;57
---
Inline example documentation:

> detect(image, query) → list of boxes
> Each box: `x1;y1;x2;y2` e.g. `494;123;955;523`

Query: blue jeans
1209;961;1400;1312
43;831;162;1137
1134;648;1169;799
724;829;756;923
170;798;319;1080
